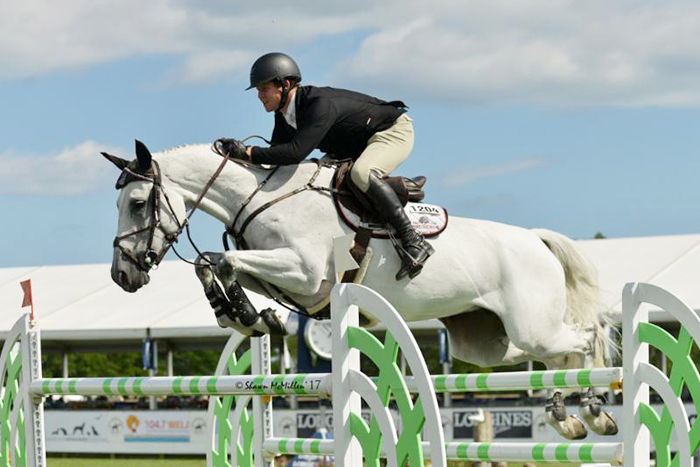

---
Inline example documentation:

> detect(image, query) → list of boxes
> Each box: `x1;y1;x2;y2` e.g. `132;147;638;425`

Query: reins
227;158;333;250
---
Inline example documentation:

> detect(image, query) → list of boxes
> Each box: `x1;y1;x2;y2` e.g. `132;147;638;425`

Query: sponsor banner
295;411;334;439
44;402;698;454
452;409;532;439
294;410;386;439
46;411;208;454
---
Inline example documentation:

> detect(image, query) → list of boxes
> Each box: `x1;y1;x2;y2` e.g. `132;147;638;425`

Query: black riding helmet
247;52;302;111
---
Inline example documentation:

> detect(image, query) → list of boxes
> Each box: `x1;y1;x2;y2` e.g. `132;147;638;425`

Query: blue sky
1;0;699;268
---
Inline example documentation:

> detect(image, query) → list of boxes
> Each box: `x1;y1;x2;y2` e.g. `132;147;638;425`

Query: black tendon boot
365;173;434;280
227;282;287;336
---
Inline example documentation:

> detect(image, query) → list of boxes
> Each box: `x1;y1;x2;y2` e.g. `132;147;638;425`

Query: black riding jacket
250;86;406;165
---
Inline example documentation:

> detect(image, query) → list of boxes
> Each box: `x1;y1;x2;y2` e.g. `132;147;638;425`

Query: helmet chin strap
276;80;291;112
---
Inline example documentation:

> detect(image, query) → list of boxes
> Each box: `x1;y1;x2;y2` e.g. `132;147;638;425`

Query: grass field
48;458;205;467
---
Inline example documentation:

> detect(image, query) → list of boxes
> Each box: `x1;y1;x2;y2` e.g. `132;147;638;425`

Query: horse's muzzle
112;249;151;292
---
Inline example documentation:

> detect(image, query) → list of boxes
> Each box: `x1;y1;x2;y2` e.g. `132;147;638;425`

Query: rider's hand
216;138;249;161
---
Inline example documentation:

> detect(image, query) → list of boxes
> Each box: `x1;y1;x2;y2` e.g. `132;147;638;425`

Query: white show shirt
282;89;298;130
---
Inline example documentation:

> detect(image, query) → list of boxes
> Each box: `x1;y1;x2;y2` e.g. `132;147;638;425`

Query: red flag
20;279;33;308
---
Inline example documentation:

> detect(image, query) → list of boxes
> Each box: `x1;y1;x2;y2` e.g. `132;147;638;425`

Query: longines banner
452;409;532;439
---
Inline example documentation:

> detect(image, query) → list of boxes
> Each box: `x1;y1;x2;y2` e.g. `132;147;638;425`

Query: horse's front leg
194;253;286;336
217;247;325;297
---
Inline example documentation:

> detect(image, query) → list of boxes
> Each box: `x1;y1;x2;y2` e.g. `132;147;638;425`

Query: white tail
533;228;612;367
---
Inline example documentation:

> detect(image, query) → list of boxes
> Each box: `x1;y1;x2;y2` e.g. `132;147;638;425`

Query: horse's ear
134;139;152;171
101;152;130;171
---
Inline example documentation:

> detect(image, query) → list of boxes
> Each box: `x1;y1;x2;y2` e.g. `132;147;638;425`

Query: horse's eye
130;200;147;214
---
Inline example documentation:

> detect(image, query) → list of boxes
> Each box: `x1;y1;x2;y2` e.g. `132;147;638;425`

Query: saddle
304;161;447;321
332;161;448;239
333;161;425;218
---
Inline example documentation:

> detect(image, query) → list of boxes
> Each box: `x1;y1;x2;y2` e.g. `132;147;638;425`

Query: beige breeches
350;114;414;192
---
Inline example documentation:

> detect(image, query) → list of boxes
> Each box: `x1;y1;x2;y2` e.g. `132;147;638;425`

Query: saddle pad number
338;201;448;238
406;203;448;235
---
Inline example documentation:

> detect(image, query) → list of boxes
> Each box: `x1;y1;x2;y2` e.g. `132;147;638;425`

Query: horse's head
102;140;187;292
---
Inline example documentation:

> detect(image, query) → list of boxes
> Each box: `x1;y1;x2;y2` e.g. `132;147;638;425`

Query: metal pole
473;410;493;467
442;361;452;408
62;351;69;379
167;347;174;377
283;337;299;409
149;340;158;410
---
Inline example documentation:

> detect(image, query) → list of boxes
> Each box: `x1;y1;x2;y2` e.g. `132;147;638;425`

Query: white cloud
0;0;375;80
441;157;547;188
334;0;700;106
3;1;700;105
171;50;253;85
0;0;191;78
0;141;128;195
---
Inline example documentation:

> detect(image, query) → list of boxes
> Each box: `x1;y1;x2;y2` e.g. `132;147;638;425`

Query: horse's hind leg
441;309;534;368
542;328;618;439
579;387;619;436
443;309;591;440
541;354;589;440
577;325;619;436
497;297;592;440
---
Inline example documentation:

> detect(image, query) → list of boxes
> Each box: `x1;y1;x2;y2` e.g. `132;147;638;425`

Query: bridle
113;146;235;273
112;140;339;321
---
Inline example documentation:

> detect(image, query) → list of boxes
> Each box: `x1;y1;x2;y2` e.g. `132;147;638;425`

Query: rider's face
257;81;283;113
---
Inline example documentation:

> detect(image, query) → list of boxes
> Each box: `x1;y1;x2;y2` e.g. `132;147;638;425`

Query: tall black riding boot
365;173;434;280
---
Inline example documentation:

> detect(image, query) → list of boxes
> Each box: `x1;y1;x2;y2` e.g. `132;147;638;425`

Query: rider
221;52;433;280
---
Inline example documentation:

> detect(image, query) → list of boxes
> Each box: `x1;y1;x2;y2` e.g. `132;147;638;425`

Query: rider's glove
216;138;248;161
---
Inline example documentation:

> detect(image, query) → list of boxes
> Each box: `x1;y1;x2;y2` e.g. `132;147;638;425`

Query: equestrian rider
219;52;433;280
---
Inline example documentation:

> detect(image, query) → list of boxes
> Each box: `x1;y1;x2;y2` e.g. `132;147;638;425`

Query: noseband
112;160;187;272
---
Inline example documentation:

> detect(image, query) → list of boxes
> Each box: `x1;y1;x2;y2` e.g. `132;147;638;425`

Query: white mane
156;143;212;158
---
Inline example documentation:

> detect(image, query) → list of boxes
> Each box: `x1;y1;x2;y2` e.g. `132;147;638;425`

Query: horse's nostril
119;271;128;285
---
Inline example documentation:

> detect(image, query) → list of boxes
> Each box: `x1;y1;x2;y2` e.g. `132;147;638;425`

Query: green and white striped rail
263;438;335;457
262;438;624;464
30;374;331;398
424;367;622;392
440;441;624;464
31;367;622;399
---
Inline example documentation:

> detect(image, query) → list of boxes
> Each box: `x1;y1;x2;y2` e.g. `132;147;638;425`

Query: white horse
103;141;618;440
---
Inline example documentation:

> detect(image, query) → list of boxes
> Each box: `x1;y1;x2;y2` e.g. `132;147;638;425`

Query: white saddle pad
338;201;448;238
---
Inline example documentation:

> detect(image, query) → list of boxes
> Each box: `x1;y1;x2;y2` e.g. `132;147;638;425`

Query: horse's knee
215;252;241;283
195;254;217;284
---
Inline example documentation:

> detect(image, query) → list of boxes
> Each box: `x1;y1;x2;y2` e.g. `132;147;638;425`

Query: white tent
0;261;274;350
578;233;700;321
2;233;699;348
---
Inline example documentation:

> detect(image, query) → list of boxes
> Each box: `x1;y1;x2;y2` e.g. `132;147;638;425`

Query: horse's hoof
216;315;257;336
580;406;619;436
546;413;588;440
259;308;287;336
